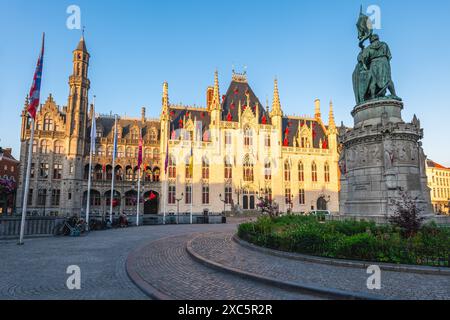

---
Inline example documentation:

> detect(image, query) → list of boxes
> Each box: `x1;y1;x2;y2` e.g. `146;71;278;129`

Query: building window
43;114;54;131
117;147;124;158
202;185;209;204
40;140;50;154
168;185;176;204
51;189;61;206
53;164;62;180
225;132;232;145
38;189;47;206
126;167;133;181
285;187;291;205
185;185;192;204
284;160;291;181
202;157;209;180
324;162;330;183
27;189;33;206
153;149;159;160
168;156;176;179
30;163;35;179
150;130;157;143
32;140;38;153
225;186;232;204
224;157;232;179
264;187;273;202
54;141;64;154
91;192;101;206
115;167;123;181
153;168;160;182
145;148;151;158
312;162;318;182
298;161;304;182
107;146;113;157
126;148;133;158
244;127;253;147
265;134;271;148
243;155;254;182
39;163;49;179
299;189;305;205
264;160;271;180
131;129;139;141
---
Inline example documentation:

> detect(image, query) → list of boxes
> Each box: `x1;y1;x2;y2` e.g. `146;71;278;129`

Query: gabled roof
281;117;327;148
221;79;271;125
427;160;450;170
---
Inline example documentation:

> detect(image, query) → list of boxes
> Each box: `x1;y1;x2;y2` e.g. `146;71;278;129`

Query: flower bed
237;216;450;267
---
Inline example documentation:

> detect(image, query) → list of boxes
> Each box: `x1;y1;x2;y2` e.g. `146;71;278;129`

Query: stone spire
270;78;282;117
161;81;169;120
328;100;336;132
211;70;221;111
314;99;321;119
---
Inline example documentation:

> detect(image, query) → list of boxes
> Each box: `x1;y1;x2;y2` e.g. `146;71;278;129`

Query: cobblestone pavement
189;233;450;300
0;223;239;300
126;234;322;300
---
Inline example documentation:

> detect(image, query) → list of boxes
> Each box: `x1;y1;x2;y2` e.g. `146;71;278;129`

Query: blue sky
1;0;449;165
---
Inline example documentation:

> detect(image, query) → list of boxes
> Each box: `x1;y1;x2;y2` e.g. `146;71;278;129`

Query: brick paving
189;232;450;300
126;233;322;300
0;223;238;300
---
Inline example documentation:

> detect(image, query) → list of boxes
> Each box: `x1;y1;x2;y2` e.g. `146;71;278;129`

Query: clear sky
1;0;449;165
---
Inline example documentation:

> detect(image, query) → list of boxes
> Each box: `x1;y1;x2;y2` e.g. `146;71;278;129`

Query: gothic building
16;36;340;217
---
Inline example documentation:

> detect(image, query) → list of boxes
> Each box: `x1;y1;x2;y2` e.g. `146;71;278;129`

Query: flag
90;111;96;154
112;116;118;160
164;141;169;174
28;33;45;120
102;163;106;173
137;129;143;169
149;192;156;201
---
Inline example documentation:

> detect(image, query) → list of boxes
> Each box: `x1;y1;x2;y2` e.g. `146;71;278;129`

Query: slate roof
281;117;328;148
93;117;160;141
221;80;271;125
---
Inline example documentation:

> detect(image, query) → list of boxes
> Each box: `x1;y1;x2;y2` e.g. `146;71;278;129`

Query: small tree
388;191;425;238
257;197;279;219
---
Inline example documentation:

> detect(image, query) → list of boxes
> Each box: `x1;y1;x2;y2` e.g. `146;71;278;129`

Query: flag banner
90;112;96;154
112;116;118;160
28;33;45;120
137;130;143;169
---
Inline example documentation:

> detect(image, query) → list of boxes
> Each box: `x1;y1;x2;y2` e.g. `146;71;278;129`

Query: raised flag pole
190;141;193;224
85;95;96;232
19;33;45;245
109;115;118;224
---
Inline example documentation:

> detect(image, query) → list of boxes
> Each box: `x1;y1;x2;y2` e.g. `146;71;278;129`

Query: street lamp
175;192;184;224
219;193;226;215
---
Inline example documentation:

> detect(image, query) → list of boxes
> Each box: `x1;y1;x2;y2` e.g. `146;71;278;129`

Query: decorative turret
270;78;283;118
141;107;146;123
314;99;321;119
20;95;30;141
210;70;221;128
161;81;169;121
328;100;336;133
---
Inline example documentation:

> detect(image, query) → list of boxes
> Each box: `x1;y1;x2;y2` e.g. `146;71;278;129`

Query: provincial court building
16;36;340;218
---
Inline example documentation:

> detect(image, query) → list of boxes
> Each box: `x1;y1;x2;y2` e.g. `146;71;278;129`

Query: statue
353;8;401;104
384;138;395;170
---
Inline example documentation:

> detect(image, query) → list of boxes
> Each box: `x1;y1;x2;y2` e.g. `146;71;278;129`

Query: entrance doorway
243;190;256;210
144;191;159;214
317;196;328;211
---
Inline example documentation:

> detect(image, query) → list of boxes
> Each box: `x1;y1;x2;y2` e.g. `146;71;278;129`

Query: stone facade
0;148;19;215
16;36;340;217
426;160;450;214
339;99;432;217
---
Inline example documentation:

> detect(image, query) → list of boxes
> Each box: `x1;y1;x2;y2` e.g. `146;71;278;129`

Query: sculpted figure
384;139;395;170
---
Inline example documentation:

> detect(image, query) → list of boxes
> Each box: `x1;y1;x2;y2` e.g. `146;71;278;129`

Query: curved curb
234;235;450;276
126;241;174;300
186;234;384;300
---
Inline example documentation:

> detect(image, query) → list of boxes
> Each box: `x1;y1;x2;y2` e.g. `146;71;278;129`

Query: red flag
28;33;45;120
322;139;328;149
227;112;232;122
149;192;156;201
261;114;267;124
102;163;106;173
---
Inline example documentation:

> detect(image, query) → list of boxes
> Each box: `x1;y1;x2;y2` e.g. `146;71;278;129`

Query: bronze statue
353;8;401;105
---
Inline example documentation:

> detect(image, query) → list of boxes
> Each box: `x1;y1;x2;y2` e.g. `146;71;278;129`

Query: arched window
264;160;271;180
41;140;50;154
202;157;209;180
312;162;318;182
131;128;139;141
153;167;160;182
284;160;291;181
126;147;133;158
324;162;330;183
107;146;113;157
54;141;64;154
144;166;152;182
43;114;54;131
185;156;192;180
126;166;133;181
145;148;151;159
115;166;123;181
298;161;304;182
97;146;105;156
224;157;232;180
168;156;176;179
106;166;113;180
117;147;124;158
150;129;157;142
244;127;253;147
243;155;254;182
94;165;103;181
32;140;38;153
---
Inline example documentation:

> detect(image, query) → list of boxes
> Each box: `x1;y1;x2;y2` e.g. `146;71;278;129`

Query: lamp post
175;192;184;224
219;193;226;215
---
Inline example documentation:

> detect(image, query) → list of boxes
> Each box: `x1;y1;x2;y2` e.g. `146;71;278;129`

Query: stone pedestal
339;99;432;217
